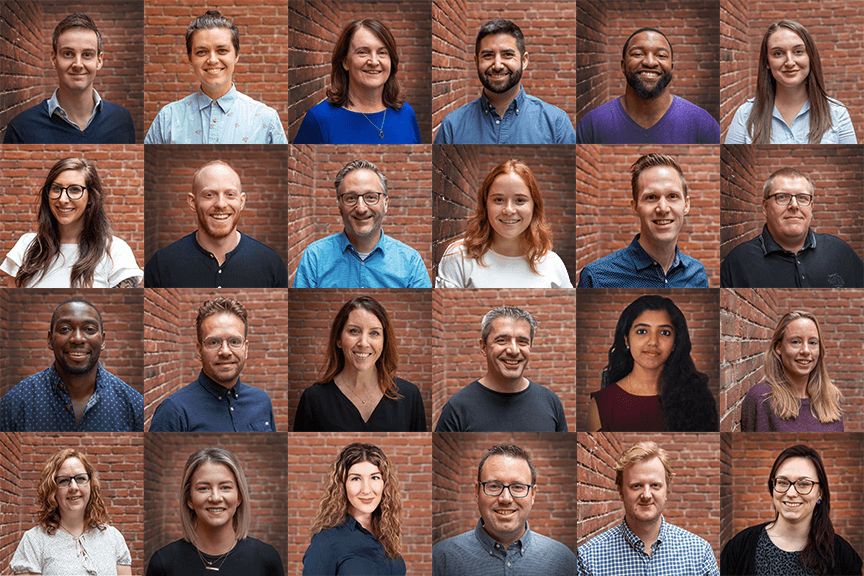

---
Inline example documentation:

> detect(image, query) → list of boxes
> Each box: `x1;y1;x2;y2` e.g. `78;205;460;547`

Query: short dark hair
622;27;673;60
630;153;687;202
763;167;815;198
186;10;239;56
50;298;103;332
53;13;102;55
477;444;537;485
196;297;248;341
475;19;525;57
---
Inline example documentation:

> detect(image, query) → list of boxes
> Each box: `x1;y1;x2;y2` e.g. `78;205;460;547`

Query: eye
515;197;530;205
661;329;672;337
635;328;647;335
490;196;504;204
372;475;382;481
645;194;657;201
84;325;99;334
370;330;381;337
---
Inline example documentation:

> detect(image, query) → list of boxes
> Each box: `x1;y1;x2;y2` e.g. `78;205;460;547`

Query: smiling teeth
654;220;673;225
495;510;516;515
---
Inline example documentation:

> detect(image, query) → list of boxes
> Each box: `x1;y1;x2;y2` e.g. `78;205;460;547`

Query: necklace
360;108;386;139
58;522;84;538
196;545;232;572
337;376;375;405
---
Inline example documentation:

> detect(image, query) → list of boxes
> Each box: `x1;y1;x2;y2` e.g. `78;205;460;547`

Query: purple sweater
740;381;844;432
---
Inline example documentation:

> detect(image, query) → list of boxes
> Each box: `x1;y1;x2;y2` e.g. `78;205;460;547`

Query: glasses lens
56;477;71;487
48;186;62;199
228;338;244;349
362;193;380;206
341;194;358;206
797;195;812;206
795;480;813;494
74;473;91;485
67;186;85;199
774;479;790;492
483;482;503;496
510;484;529;497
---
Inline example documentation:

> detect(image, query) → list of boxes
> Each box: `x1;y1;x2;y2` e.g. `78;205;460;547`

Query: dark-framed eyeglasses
772;477;818;495
766;193;812;207
46;185;88;200
480;481;533;498
202;337;246;351
55;473;92;487
339;192;384;207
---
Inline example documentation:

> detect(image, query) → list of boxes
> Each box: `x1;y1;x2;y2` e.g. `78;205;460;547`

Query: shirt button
495;119;500;124
230;407;234;411
218;270;222;274
218;396;222;400
507;562;511;567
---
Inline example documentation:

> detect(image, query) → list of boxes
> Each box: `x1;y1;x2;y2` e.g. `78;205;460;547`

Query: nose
656;196;669;212
70;327;86;343
498;486;514;502
217;340;233;355
207;50;219;63
640;484;652;500
505;338;519;355
503;199;516;213
642;51;657;67
492;54;505;70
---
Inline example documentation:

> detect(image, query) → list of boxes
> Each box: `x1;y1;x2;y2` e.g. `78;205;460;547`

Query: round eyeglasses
480;481;533;498
202;337;246;351
55;473;92;487
772;477;818;495
46;185;88;200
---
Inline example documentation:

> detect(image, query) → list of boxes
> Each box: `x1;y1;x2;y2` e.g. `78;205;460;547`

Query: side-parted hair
310;443;403;559
50;297;104;332
316;296;402;400
630;153;688;203
622;27;673;60
37;449;109;535
53;13;102;54
334;160;389;196
748;21;832;144
614;441;675;493
458;160;553;274
327;19;403;110
477;444;536;485
763;167;815;198
185;10;240;56
179;448;250;547
196;297;249;341
763;311;842;423
475;19;525;57
480;306;538;344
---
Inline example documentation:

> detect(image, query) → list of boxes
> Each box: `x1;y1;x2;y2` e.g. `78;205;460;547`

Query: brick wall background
0;433;21;575
286;433;432;574
143;1;289;139
720;1;864;139
432;144;577;284
144;433;287;575
288;0;433;143
575;144;721;287
432;0;577;136
575;0;720;124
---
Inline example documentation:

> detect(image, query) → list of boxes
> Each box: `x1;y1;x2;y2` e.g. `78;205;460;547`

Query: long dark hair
768;445;834;575
601;295;717;431
17;158;112;288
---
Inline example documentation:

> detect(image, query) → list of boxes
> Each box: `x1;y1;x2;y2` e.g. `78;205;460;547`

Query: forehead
200;312;245;336
768;175;810;195
341;169;383;193
488;316;531;338
479;33;520;53
623;456;666;483
349;26;385;49
479;454;532;482
626;31;671;54
193;461;235;482
53;169;87;185
55;27;99;51
637;166;683;195
347;460;381;476
631;308;673;328
489;171;531;195
775;457;818;479
768;28;805;48
346;308;382;328
58;457;86;474
191;27;234;49
783;317;818;337
53;302;100;327
194;164;241;193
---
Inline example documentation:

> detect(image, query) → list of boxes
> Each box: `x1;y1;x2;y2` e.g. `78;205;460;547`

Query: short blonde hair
614;441;675;493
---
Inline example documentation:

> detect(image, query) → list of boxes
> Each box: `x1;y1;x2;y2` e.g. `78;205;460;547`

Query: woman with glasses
742;311;844;432
294;296;426;432
303;443;406;575
721;444;862;575
146;447;283;575
0;157;143;288
9;448;132;575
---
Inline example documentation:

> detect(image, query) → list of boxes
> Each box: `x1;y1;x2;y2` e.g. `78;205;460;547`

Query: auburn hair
36;449;109;534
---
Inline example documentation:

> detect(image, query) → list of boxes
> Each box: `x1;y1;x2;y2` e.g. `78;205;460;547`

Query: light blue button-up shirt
144;84;287;144
725;97;856;144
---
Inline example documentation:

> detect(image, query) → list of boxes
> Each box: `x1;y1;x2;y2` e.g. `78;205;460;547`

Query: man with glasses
433;444;576;575
292;159;431;288
721;168;863;287
149;297;275;431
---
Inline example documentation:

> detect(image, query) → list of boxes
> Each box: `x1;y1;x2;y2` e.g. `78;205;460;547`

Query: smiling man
144;160;288;288
577;441;719;576
292;160;431;288
435;307;567;432
578;153;708;288
0;298;143;432
575;27;719;144
721;168;864;287
3;13;135;144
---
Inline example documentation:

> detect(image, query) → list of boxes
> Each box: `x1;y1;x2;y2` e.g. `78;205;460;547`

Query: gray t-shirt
10;525;131;575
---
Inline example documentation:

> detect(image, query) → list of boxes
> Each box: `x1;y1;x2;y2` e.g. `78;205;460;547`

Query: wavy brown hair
37;449;109;535
17;158;113;288
310;443;402;559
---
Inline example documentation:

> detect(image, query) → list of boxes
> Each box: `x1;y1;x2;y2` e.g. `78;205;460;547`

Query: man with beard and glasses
575;27;720;144
0;298;143;431
435;307;568;432
149;297;276;432
433;19;576;144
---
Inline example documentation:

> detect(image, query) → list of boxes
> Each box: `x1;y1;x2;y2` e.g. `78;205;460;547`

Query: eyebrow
345;322;383;330
193;43;232;50
770;43;806;50
633;322;673;329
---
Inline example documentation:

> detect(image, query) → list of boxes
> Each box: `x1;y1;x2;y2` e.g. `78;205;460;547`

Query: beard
478;65;523;95
57;350;100;376
196;209;237;240
625;69;673;100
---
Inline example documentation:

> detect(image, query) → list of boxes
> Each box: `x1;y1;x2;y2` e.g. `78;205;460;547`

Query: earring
817;498;822;504
626;345;630;351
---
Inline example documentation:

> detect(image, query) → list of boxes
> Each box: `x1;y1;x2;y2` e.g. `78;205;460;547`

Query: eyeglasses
766;193;813;207
339;192;384;207
772;477;819;495
46;185;88;200
480;481;533;498
202;337;246;351
55;473;91;487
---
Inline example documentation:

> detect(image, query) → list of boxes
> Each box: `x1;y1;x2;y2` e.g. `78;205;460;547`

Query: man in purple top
575;27;719;144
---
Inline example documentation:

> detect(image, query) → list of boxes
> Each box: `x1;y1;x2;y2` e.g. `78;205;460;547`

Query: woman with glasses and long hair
303;443;405;575
742;311;844;432
721;444;862;575
9;448;132;575
1;157;142;288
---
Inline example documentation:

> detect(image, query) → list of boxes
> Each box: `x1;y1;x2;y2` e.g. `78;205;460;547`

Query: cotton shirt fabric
302;518;406;576
149;371;275;432
577;235;708;288
435;241;572;288
740;381;844;432
433;519;577;576
720;226;864;288
0;363;143;432
144;85;287;144
293;231;431;288
293;100;421;144
434;87;577;144
725;98;857;144
577;516;719;576
1;233;142;288
146;537;284;576
10;525;131;576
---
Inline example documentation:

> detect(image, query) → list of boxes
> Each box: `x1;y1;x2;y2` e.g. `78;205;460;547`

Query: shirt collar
49;362;105;395
191;230;245;260
772;99;810;123
759;225;816;255
47;89;103;119
339;229;388;256
197;370;242;400
193;83;238;113
627;234;682;272
621;515;667;553
480;85;526;116
473;517;533;555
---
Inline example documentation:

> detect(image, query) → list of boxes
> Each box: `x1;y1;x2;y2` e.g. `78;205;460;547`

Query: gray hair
334;160;389;196
480;306;538;343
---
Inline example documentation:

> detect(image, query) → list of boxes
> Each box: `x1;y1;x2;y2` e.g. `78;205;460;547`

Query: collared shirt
303;517;406;576
434;87;577;144
0;363;143;432
577;517;719;576
725;98;857;144
3;92;135;144
149;371;275;432
577;235;708;288
433;519;577;576
144;84;288;144
47;88;102;130
292;230;432;288
721;225;864;288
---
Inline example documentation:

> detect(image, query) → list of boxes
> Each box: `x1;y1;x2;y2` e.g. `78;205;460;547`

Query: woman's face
766;28;810;90
343;26;391;94
775;318;820;383
55;457;91;520
338;308;384;375
486;171;534;243
345;461;384;520
772;457;822;527
187;462;240;532
48;170;89;234
188;27;238;100
625;309;675;372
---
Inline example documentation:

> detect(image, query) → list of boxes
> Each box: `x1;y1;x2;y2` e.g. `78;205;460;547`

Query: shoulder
393;377;420;396
8;368;51;395
305;233;342;252
234;90;277;112
9;232;37;252
725;522;767;551
724;235;762;260
380;233;424;258
309;524;351;547
394;101;417;116
238;233;283;259
524;93;569;116
441;98;482;125
671;95;716;118
733;98;756;116
530;531;577;558
433;530;475;554
441;240;468;259
10;101;49;123
101;100;133;118
155;94;197;116
579;524;622;554
99;367;142;396
827;97;850;113
528;380;562;400
237;381;272;402
582;99;618;119
240;537;282;560
663;521;714;551
161;380;203;405
745;381;771;399
813;231;858;253
153;233;197;257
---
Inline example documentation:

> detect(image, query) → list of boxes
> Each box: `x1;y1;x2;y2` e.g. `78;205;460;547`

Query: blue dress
293;100;421;144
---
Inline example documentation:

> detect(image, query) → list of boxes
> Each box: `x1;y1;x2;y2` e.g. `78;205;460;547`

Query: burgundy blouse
591;382;667;431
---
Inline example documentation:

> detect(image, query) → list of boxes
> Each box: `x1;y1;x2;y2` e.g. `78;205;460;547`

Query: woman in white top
10;448;132;575
1;158;142;288
436;159;572;288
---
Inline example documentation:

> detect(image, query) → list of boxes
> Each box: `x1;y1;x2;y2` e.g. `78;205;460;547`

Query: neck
59;222;84;244
483;522;526;549
56;87;96;118
621;88;673;128
345;228;381;254
625;515;662;555
197;229;239;265
479;373;529;394
195;523;236;555
346;86;386;113
484;83;521;115
774;83;809;108
350;510;374;533
59;512;86;535
57;369;98;400
491;234;525;257
622;366;662;395
771;229;807;253
768;516;811;548
637;233;677;273
201;82;232;101
336;366;378;389
786;374;810;398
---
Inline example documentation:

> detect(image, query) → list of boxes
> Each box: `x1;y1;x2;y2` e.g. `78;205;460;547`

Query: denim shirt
725;97;856;144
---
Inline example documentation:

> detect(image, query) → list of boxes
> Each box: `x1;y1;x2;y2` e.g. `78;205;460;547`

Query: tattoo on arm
113;277;139;288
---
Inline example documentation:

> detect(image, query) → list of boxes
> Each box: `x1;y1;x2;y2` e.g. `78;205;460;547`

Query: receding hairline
192;161;242;194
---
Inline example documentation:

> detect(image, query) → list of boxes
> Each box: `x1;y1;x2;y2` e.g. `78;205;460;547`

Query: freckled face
486;171;534;243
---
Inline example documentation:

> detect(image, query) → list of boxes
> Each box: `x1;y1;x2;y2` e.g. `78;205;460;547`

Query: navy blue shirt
144;232;288;288
149;371;275;432
0;363;143;432
3;98;135;144
303;518;406;576
577;234;708;288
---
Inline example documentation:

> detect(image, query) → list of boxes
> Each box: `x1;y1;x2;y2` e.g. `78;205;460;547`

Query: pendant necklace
360;108;386;139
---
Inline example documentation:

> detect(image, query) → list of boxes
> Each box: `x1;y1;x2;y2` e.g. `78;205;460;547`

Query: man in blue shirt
433;19;576;144
578;153;708;288
149;297;276;432
293;160;432;288
0;298;143;432
3;13;135;144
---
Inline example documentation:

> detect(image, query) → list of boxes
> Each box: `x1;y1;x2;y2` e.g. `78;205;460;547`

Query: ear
382;195;388;214
683;195;691;216
196;342;203;362
101;332;106;351
51;50;57;68
187;192;197;213
239;192;247;212
47;330;53;349
521;51;529;72
630;197;638;215
479;337;487;354
95;52;103;71
762;198;769;219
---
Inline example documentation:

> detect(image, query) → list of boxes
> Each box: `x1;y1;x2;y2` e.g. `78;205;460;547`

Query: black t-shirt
146;537;284;576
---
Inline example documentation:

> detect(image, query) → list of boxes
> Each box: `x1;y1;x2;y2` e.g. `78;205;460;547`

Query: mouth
358;498;377;505
494;509;517;517
363;69;383;74
67;495;83;501
638;70;661;78
206;507;227;513
783;501;804;509
795;358;813;366
352;352;373;358
56;206;77;214
66;350;90;360
209;213;233;221
204;67;226;74
652;219;674;226
500;358;523;368
498;218;522;224
486;70;511;80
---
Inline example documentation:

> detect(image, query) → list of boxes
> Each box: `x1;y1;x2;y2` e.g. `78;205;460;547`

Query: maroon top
591;382;667;431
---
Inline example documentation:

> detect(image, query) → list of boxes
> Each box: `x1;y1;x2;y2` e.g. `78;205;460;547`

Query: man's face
48;301;104;379
762;175;813;250
188;27;239;100
475;454;535;547
338;169;388;243
622;31;672;100
196;312;248;389
475;33;527;95
620;457;668;529
631;165;690;249
480;317;531;385
51;28;103;96
187;164;246;242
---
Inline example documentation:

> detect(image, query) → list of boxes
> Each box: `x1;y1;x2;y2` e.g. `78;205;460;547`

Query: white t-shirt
10;524;131;575
0;233;143;288
435;240;573;288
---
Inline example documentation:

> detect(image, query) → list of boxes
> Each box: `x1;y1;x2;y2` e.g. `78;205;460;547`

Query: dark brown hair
185;9;239;56
196;297;249;341
53;13;102;54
